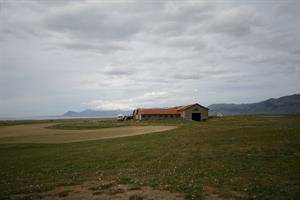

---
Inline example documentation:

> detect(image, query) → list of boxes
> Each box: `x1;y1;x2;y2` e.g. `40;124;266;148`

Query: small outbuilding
133;103;209;121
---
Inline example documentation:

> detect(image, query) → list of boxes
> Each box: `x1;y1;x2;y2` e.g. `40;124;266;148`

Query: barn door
192;113;201;121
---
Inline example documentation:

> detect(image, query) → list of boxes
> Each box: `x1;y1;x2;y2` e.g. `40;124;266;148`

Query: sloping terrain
209;94;300;115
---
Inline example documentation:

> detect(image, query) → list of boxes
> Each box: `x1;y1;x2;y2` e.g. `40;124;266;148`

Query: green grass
49;120;128;130
49;118;187;130
0;118;114;127
0;119;55;126
0;116;299;199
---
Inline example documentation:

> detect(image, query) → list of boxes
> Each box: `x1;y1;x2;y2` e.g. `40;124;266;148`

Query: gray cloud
45;4;144;41
32;0;87;7
170;73;205;80
102;65;135;76
206;6;263;37
64;42;128;54
0;0;299;117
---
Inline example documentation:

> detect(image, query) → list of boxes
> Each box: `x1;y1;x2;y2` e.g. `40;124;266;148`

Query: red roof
138;103;208;115
177;103;209;110
141;108;180;115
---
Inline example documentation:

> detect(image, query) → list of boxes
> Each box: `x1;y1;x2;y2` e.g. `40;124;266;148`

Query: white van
117;114;124;121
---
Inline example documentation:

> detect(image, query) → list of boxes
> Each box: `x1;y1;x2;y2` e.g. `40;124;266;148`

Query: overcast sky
0;0;299;117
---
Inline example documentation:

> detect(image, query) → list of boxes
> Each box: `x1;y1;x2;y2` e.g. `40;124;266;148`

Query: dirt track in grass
11;179;239;200
0;123;177;144
35;180;185;200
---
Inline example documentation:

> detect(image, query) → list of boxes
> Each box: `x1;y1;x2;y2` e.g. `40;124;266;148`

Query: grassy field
0;116;299;199
49;120;128;130
0;118;114;127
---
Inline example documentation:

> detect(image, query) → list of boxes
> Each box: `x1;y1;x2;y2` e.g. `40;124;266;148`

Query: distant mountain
63;109;132;117
208;94;300;115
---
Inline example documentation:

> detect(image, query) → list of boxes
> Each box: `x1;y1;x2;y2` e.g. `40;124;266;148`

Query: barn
133;103;209;121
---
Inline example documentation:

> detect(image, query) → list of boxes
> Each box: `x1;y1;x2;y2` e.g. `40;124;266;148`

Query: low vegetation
0;116;299;199
0;118;113;127
50;120;128;130
49;118;187;130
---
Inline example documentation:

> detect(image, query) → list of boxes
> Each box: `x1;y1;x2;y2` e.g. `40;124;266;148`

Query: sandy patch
0;123;177;143
10;180;245;200
11;180;185;200
203;186;245;200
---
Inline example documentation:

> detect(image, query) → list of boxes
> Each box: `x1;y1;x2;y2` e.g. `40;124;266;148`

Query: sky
0;0;299;117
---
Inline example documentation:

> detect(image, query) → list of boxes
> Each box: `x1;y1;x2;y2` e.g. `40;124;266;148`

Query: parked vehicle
117;114;125;121
124;115;133;120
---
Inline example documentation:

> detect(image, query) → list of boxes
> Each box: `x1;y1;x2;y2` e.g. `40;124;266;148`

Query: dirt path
0;124;177;143
11;180;185;200
11;180;243;200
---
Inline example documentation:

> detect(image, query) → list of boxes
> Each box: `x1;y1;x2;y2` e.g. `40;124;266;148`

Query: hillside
208;94;300;115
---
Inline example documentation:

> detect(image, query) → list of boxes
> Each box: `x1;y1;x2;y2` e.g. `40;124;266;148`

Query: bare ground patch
11;180;185;200
203;186;245;200
11;180;245;200
0;123;177;143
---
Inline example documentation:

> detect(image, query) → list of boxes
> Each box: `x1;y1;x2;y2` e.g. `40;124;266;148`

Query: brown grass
11;180;185;200
0;123;177;144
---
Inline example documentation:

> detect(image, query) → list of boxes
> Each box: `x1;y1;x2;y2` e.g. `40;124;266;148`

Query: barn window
194;108;199;111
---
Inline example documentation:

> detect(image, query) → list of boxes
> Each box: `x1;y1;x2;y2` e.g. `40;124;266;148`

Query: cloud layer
0;0;299;117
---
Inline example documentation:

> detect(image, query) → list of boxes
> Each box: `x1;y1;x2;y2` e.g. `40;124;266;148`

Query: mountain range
208;94;300;115
62;94;300;117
